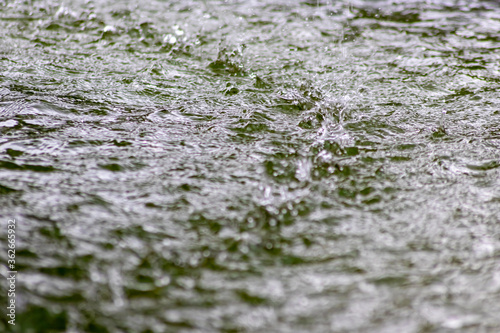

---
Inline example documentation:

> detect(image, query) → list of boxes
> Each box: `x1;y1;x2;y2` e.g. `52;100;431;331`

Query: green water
1;0;500;332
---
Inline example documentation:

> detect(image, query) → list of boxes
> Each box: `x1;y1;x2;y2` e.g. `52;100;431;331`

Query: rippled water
1;0;500;332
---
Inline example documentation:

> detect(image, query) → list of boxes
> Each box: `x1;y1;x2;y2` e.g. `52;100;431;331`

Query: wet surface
1;0;500;332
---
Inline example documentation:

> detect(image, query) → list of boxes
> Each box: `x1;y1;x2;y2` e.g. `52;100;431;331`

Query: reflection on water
1;0;500;332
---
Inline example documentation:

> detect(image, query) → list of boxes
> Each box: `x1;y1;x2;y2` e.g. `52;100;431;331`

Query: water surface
1;0;500;332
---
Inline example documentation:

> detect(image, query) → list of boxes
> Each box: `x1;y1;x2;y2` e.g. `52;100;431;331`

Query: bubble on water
295;159;312;182
103;25;116;33
163;34;177;44
55;6;77;19
172;25;184;36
